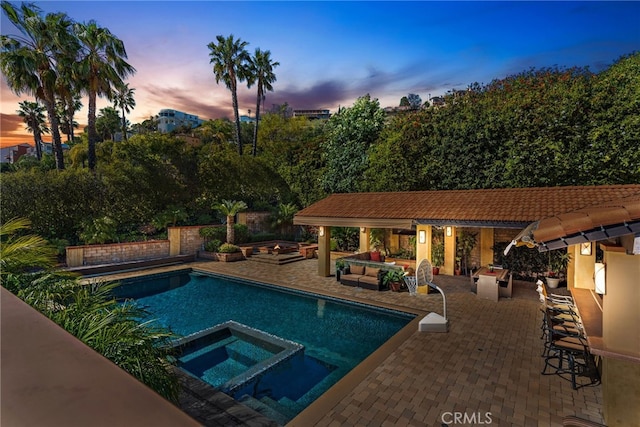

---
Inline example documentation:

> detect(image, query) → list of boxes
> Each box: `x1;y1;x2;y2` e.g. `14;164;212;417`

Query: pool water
115;270;414;424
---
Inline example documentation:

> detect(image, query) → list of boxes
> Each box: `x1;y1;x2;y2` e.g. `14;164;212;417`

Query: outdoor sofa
338;251;405;291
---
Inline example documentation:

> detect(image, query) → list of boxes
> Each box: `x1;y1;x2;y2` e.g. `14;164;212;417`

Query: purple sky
2;1;639;146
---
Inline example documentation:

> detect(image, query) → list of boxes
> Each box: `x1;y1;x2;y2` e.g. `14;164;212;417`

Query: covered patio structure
293;185;640;278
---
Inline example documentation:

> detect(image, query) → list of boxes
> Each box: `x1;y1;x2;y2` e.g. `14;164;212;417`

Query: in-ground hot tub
172;320;304;395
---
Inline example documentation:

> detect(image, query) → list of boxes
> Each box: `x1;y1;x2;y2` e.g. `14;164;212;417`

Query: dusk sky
1;1;639;147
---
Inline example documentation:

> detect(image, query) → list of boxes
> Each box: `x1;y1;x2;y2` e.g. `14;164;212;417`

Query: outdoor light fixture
595;262;606;295
580;242;592;256
360;227;366;233
319;226;325;237
418;230;426;244
446;226;452;237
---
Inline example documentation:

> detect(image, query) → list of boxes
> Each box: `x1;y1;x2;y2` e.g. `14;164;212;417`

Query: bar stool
541;310;599;389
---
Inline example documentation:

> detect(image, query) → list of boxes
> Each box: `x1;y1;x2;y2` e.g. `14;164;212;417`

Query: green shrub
233;224;250;244
204;239;222;252
250;232;276;242
79;216;119;244
218;243;241;253
199;226;226;241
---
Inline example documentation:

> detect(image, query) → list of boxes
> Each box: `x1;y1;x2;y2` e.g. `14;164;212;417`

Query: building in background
292;109;331;120
157;109;204;133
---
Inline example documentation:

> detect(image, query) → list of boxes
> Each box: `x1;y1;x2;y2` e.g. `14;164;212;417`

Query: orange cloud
0;113;36;147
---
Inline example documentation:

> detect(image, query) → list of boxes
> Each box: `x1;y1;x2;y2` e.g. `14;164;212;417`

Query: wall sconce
418;230;426;244
580;242;592;256
445;226;452;237
360;227;366;233
318;226;325;237
595;262;606;294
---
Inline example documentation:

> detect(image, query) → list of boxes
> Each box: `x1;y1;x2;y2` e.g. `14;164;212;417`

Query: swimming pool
114;270;415;424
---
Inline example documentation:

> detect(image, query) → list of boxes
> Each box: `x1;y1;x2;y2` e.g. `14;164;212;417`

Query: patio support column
415;225;432;264
317;226;331;277
359;227;370;253
479;228;494;267
443;226;456;275
572;244;595;290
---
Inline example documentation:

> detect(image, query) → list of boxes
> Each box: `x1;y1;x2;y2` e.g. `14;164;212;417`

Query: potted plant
216;243;244;262
383;269;405;292
335;259;347;281
431;241;444;275
454;257;462;276
546;250;571;288
456;230;477;276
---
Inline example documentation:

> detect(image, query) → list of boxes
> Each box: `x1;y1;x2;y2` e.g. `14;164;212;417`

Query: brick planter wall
66;225;212;267
68;240;170;266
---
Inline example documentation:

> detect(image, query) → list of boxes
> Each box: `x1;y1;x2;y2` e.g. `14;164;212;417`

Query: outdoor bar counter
570;287;640;364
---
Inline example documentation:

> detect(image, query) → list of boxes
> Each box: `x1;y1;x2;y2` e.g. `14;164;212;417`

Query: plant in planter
454;256;462;275
216;243;244;262
383;269;405;292
546;250;571;288
456;230;477;276
335;259;347;281
431;241;445;275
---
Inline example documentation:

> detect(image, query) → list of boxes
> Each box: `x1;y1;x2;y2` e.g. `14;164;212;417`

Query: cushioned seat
339;265;385;291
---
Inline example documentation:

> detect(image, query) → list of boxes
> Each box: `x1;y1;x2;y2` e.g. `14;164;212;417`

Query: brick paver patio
102;257;603;426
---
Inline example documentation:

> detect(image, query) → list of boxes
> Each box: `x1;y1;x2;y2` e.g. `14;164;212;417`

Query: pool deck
100;258;604;426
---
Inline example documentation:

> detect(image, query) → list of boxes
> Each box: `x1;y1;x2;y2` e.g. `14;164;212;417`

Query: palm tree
112;82;135;141
214;199;247;244
16;100;49;160
1;2;77;170
246;48;279;156
208;34;250;155
74;20;135;170
56;91;82;143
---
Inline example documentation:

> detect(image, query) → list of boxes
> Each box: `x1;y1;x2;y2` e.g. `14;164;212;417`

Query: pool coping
93;264;428;426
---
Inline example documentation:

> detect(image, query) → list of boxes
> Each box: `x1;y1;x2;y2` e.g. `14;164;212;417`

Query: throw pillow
370;251;381;262
350;265;365;275
365;267;379;277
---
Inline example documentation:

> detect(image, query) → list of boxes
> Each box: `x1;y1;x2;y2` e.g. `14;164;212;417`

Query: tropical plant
79;216;118;244
213;199;248;244
0;217;56;275
383;269;405;291
112;82;135;141
74;20;135;170
548;250;571;277
151;205;188;231
431;240;445;268
16;100;48;160
369;228;386;253
1;2;77;169
3;272;180;401
456;230;477;275
246;48;279;156
270;202;297;237
208;34;250;155
56;76;82;142
95;106;121;141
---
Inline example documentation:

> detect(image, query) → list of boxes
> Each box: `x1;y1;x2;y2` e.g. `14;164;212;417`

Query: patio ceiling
294;185;640;230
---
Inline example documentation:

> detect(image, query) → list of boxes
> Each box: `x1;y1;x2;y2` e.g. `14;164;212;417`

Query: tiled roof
532;192;640;246
294;185;640;227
